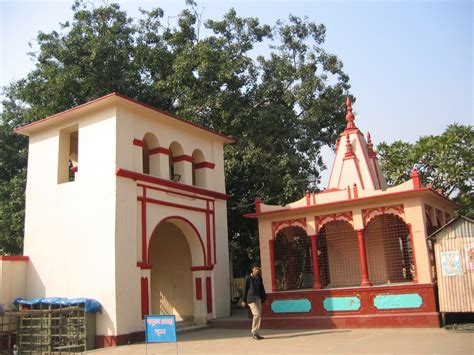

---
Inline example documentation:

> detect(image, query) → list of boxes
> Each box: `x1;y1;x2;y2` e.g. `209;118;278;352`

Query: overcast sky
1;0;472;187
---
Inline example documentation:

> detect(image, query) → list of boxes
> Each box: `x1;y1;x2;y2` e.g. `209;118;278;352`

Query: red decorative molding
272;218;307;237
191;265;214;271
343;133;355;159
194;162;215;170
255;198;262;213
116;168;231;201
353;183;359;199
206;201;211;266
315;212;353;233
245;187;456;219
16;92;235;144
212;200;217;264
138;196;211;214
173;155;194;163
309;235;321;289
196;277;203;300
410;168;421;189
362;204;405;226
140;277;149;319
133;138;144;147
357;229;371;287
353;134;373;190
206;277;213;313
367;132;376;158
149;147;171;156
138;183;214;202
136;262;152;269
0;256;29;261
269;239;277;292
148;216;207;266
141;186;147;262
95;332;144;348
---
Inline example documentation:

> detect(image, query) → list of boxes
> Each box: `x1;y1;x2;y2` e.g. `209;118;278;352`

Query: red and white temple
245;97;456;328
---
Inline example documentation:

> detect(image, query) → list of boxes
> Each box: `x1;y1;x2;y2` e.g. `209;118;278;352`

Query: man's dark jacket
243;274;267;303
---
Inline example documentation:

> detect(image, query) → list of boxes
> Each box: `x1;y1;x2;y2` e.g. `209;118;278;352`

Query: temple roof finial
344;132;354;158
345;96;356;130
367;132;376;158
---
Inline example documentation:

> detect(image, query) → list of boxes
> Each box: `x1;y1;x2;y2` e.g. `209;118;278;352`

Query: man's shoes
252;333;264;340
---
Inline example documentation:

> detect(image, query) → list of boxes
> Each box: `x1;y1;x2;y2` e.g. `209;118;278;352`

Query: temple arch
148;216;205;322
273;226;313;291
365;214;414;285
317;220;361;288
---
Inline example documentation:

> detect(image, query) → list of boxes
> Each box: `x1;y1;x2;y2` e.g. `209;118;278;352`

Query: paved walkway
87;327;473;354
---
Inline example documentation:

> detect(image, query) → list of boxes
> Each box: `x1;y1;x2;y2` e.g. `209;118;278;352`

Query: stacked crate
17;303;93;354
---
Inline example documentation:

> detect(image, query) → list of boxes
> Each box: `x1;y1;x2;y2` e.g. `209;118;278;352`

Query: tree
0;1;351;275
377;124;474;218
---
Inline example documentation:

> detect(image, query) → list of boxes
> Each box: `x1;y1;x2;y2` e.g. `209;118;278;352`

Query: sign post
145;314;178;354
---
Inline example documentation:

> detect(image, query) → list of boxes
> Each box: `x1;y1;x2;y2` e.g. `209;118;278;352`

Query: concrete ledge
209;312;440;329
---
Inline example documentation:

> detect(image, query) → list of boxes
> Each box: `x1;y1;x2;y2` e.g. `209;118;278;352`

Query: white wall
0;258;28;309
113;102;231;332
23;106;118;335
22;97;232;339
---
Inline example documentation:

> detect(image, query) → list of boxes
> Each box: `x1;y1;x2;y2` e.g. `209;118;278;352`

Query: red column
195;277;202;300
310;235;321;289
206;277;213;313
357;229;371;287
140;277;149;319
269;239;277;292
141;187;147;262
407;224;419;283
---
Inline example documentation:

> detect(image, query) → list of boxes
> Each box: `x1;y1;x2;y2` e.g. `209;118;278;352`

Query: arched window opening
142;140;150;174
58;125;78;184
142;133;159;176
192;149;206;187
317;221;360;288
365;214;414;285
169;142;185;182
273;226;313;291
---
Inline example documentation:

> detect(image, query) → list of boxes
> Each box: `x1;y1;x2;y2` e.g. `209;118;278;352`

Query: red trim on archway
147;216;207;266
140;277;149;319
206;277;213;313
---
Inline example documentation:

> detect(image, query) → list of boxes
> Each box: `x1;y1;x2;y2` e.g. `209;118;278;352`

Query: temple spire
367;132;376;157
345;96;356;130
344;133;354;158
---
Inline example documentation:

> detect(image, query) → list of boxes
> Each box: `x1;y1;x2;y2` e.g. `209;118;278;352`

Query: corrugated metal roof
427;215;474;240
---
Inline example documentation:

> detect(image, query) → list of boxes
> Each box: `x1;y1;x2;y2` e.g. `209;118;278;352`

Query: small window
142;140;150;174
169;142;184;182
58;126;79;184
192;149;206;187
142;133;159;176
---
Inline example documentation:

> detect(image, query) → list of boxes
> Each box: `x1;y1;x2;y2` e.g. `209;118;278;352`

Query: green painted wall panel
374;294;423;309
271;299;312;313
323;297;361;311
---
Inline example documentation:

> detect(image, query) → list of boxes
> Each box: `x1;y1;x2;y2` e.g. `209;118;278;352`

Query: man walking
241;263;267;340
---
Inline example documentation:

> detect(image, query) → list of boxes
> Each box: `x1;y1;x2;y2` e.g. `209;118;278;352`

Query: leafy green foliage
0;1;351;275
377;124;474;218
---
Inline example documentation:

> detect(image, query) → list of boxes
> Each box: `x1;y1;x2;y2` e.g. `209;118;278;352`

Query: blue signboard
145;315;177;343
